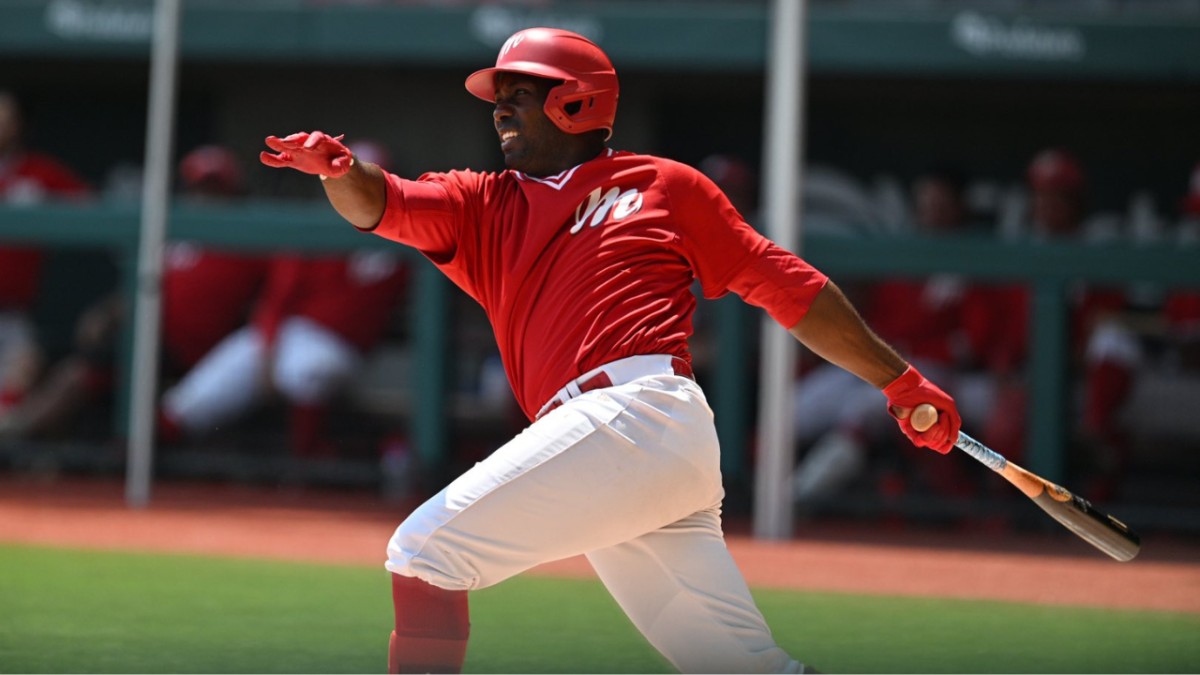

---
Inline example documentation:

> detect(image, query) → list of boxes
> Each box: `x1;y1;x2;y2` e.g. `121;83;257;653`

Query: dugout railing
3;0;1200;529
2;202;1197;493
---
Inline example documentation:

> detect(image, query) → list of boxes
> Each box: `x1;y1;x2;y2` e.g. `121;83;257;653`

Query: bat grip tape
954;431;1008;472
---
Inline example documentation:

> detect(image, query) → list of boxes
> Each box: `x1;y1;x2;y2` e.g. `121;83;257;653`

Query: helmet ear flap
544;79;617;139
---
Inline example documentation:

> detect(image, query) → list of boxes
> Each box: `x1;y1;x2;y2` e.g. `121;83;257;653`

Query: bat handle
908;404;1008;472
953;431;1008;472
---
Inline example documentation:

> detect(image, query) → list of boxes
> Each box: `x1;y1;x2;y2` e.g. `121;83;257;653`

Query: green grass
1;543;1197;673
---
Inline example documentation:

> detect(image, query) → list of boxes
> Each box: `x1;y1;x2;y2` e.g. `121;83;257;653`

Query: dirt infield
2;475;1198;614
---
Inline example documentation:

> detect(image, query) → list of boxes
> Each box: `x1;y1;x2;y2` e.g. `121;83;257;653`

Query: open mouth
499;129;520;149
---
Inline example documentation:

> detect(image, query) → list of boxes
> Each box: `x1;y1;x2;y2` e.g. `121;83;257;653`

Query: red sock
289;404;331;457
0;388;22;410
1084;360;1133;439
157;409;182;444
389;573;470;674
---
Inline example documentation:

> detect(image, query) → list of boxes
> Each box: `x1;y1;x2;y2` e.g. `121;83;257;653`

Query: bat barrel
1032;491;1141;562
952;430;1141;562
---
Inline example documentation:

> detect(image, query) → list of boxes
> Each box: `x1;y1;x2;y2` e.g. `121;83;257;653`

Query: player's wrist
881;364;918;396
320;157;355;181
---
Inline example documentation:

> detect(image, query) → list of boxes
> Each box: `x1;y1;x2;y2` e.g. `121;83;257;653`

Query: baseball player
261;28;961;674
158;250;407;455
0;89;90;415
0;146;265;440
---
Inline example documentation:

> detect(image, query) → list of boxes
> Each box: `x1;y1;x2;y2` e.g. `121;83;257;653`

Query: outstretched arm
321;159;388;231
789;280;961;453
260;131;387;230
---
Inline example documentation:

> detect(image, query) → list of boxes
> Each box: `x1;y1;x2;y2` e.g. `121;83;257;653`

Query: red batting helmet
179;145;243;195
465;28;619;140
1027;148;1085;194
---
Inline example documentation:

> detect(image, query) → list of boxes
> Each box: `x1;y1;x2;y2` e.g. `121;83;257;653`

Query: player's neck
525;142;606;178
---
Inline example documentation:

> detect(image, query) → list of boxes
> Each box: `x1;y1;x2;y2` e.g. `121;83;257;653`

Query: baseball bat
910;403;1141;562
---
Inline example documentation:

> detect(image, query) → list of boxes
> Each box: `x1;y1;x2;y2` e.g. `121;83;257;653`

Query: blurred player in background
1164;162;1200;369
158;250;408;456
790;167;1006;505
0;90;90;419
990;148;1144;497
0;145;266;439
262;28;962;674
159;140;408;456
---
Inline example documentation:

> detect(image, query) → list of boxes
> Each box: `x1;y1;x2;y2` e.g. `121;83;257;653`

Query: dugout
1;0;1198;534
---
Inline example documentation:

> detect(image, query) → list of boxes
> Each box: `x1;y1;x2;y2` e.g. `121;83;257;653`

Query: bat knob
912;403;938;432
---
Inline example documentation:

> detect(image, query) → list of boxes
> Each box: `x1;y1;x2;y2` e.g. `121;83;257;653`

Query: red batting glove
883;365;961;454
259;131;353;179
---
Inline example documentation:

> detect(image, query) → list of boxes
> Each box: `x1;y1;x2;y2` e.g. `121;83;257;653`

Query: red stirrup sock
0;387;23;410
1084;360;1133;438
289;404;331;457
156;409;183;444
389;573;470;674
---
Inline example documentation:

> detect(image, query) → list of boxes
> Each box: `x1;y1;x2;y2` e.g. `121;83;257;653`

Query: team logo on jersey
571;186;643;235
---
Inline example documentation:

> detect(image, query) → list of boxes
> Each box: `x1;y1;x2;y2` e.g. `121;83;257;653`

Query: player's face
1032;189;1082;237
0;93;20;153
913;178;964;233
493;73;578;177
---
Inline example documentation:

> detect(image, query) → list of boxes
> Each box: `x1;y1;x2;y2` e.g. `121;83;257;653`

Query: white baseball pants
387;362;804;673
161;317;361;434
0;311;38;389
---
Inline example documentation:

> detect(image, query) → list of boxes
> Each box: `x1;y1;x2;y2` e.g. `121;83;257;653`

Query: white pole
754;0;807;539
127;0;182;508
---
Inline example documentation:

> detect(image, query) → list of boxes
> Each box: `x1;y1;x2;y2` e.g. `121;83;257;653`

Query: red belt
537;357;694;419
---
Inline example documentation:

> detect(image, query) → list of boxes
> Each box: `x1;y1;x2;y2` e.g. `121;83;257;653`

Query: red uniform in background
159;250;409;456
0;152;91;309
850;278;1012;497
0;151;89;202
253;252;408;354
0;248;42;310
865;278;999;368
0;148;91;409
162;243;269;370
253;252;409;455
1166;292;1200;332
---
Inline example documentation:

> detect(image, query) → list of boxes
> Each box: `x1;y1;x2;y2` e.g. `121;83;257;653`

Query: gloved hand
260;131;353;179
883;365;961;454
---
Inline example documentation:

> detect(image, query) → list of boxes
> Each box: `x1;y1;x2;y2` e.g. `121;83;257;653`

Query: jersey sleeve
664;160;828;329
368;170;484;266
27;153;91;197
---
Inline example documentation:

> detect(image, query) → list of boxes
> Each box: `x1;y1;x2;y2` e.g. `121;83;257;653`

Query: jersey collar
514;148;616;191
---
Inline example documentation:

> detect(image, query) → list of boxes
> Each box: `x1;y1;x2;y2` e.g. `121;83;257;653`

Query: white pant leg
587;509;803;674
161;326;267;434
386;375;724;591
1086;319;1143;367
271;317;362;405
0;311;37;386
